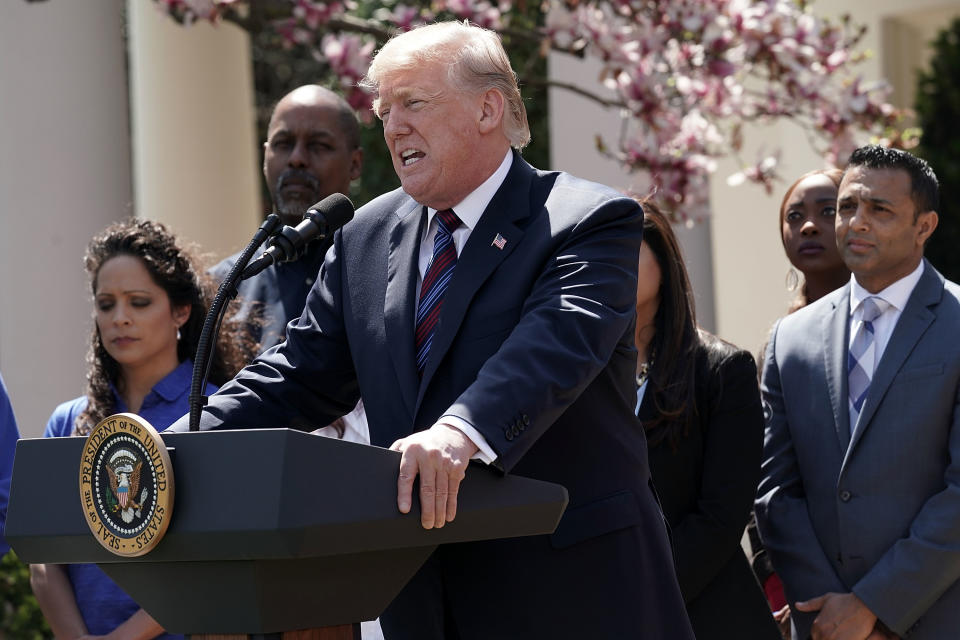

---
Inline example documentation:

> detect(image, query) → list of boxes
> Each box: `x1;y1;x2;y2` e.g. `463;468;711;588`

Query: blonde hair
362;21;530;149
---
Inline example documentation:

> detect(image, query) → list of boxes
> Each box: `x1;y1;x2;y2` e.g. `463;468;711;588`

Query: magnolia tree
156;0;914;221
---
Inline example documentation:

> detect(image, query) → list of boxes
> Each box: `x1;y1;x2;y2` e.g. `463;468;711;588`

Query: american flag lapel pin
492;233;507;250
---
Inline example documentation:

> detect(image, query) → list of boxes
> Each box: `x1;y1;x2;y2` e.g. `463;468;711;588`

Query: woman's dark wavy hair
73;219;251;435
638;199;699;449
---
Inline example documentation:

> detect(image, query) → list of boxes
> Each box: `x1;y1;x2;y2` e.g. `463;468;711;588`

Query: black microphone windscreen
308;193;355;230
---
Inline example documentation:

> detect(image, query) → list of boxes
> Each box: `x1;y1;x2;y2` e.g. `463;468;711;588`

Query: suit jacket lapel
846;261;941;455
384;199;426;418
416;153;533;405
823;286;853;451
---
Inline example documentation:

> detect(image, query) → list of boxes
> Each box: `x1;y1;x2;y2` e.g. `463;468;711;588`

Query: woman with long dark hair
636;201;781;639
30;219;248;640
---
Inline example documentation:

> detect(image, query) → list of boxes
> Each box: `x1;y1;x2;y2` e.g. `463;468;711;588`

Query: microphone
242;193;354;279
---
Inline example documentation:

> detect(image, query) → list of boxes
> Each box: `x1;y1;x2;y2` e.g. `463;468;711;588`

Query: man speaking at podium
177;20;693;640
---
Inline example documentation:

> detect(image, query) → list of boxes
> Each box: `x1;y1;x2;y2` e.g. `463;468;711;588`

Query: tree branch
325;15;398;41
520;76;626;110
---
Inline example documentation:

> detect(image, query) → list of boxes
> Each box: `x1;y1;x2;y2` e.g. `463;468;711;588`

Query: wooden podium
5;428;568;638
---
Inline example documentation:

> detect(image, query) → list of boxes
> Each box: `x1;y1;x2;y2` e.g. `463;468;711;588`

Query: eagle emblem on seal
106;449;147;523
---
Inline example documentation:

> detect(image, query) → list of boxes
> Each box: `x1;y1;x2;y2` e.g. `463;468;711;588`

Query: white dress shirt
414;149;514;464
312;400;371;445
847;260;925;362
847;260;924;428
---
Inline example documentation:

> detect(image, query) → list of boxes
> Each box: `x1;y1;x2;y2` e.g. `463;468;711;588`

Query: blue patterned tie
848;296;886;424
415;209;461;375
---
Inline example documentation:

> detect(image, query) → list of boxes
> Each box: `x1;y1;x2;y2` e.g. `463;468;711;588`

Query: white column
126;0;261;258
0;0;132;437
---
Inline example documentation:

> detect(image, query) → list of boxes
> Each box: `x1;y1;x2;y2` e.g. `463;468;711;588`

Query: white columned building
126;0;261;259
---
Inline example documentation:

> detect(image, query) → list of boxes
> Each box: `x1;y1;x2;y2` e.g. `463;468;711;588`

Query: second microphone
242;193;355;280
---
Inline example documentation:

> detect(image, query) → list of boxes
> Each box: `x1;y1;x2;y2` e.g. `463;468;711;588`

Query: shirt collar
109;359;195;410
154;359;195;402
849;260;925;317
425;149;513;232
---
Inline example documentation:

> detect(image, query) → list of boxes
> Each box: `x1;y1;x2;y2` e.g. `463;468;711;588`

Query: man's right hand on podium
390;422;479;530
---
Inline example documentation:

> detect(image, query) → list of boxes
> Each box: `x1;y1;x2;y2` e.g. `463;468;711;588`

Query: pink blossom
157;0;909;220
322;34;374;79
379;5;424;31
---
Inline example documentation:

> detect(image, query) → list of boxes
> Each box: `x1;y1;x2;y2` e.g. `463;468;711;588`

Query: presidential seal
79;413;174;557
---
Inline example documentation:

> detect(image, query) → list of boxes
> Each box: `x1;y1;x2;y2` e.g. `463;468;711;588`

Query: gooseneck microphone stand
188;214;282;432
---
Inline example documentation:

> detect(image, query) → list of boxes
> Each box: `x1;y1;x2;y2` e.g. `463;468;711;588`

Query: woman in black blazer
635;201;781;639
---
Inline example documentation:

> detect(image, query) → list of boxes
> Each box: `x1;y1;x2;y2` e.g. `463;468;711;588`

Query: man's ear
917;210;939;247
350;148;364;181
477;88;505;135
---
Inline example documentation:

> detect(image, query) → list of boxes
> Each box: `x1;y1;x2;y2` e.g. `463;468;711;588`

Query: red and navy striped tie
415;209;461;375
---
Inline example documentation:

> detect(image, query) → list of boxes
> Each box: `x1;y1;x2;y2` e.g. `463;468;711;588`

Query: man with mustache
210;85;378;637
212;85;363;350
757;145;960;640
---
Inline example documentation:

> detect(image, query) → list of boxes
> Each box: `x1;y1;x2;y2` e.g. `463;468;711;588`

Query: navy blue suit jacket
189;153;692;638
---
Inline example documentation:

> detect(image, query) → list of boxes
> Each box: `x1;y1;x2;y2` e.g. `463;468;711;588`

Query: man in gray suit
757;145;960;640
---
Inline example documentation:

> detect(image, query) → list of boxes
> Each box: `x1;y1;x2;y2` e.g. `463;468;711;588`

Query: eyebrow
269;129;336;140
786;196;836;208
839;195;895;206
388;87;414;100
375;87;410;113
377;87;443;108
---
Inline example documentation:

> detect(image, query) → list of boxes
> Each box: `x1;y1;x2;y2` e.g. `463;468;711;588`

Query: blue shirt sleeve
0;373;21;556
44;397;88;438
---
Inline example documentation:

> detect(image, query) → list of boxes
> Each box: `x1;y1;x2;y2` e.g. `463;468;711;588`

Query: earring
176;328;182;341
785;267;800;292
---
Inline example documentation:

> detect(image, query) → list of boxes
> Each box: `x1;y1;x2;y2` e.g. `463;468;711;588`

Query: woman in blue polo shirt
31;219;249;640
